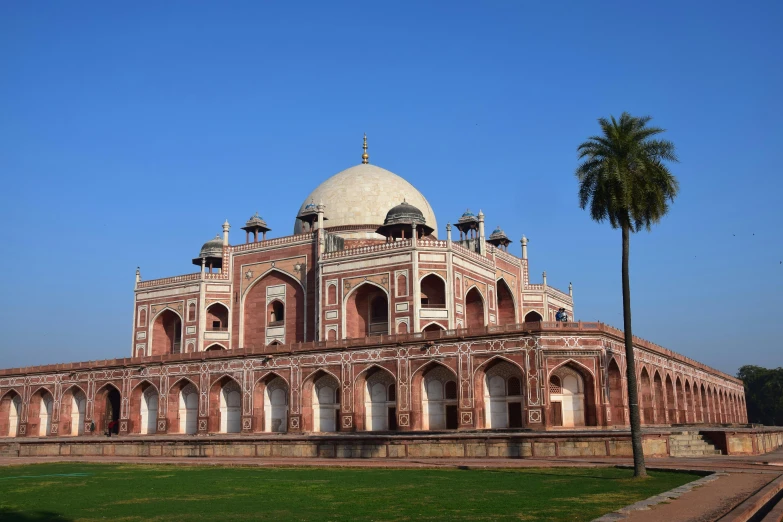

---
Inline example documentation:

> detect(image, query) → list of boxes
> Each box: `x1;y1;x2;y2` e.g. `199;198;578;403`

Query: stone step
672;449;722;457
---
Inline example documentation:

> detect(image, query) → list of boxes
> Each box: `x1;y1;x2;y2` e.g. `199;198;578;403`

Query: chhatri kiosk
0;137;746;446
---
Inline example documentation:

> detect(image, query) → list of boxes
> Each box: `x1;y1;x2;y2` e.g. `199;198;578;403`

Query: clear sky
0;2;781;374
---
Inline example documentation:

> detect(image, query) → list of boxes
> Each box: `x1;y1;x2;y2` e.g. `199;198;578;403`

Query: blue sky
0;2;780;374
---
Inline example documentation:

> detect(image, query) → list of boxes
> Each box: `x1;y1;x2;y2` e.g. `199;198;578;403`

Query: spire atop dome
362;133;369;164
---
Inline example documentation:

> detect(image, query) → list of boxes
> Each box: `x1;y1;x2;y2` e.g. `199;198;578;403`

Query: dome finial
361;133;369;164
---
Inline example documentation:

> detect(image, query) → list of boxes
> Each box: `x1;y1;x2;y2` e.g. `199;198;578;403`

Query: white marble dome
294;164;438;238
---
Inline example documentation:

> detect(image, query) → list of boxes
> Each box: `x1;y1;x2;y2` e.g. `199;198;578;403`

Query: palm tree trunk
622;224;647;478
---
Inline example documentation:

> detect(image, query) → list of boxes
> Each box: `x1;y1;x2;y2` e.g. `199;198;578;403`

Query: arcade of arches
0;335;747;438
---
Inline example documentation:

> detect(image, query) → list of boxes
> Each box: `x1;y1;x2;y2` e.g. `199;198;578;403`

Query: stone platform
2;427;781;460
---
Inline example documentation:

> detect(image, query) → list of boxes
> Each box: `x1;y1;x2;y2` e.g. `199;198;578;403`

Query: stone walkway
1;448;782;521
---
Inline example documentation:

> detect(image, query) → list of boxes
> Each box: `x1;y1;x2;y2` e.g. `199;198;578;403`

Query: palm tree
576;113;679;478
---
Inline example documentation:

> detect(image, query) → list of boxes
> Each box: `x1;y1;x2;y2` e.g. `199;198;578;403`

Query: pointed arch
209;375;242;433
419;273;446;309
150;307;183;356
60;384;88;436
0;389;23;438
167;377;199;434
464;285;486;329
607;358;625;426
353;364;397;386
254;370;290;389
415;361;459;430
547;358;596;379
639;366;653;424
422;321;446;333
302;369;341;432
129;380;159;435
241;268;307;349
27;387;54;437
548;360;598;427
343;281;390;339
253;371;290;433
495;278;517;325
205;342;228;351
473;354;526;377
354;364;397;432
474;356;525;429
169;376;198;394
674;376;685;423
524;310;543;323
0;388;23;402
205;302;229;331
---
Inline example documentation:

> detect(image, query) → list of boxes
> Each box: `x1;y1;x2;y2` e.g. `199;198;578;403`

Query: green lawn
0;463;700;521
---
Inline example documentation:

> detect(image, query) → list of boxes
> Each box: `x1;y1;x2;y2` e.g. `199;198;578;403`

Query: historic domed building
0;137;748;450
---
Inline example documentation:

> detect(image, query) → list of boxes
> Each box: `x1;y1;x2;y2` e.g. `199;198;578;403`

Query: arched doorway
209;377;241;434
345;283;389;338
173;381;198;435
640;368;653;424
206;303;229;332
675;377;685;423
151;309;182;355
363;368;396;431
653;372;665;423
495;279;516;325
0;392;22;437
665;376;676;423
465;287;485;329
312;373;339;432
93;385;121;436
61;387;86;436
482;360;524;429
27;389;54;437
140;386;159;434
697;384;710;423
243;271;306;349
420;274;446;309
421;365;458;430
524;311;543;323
220;382;241;433
549;367;586;427
263;377;288;433
39;395;53;436
608;359;625;426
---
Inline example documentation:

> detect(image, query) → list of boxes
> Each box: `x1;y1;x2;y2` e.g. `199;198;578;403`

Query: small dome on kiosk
192;235;224;269
487;226;511;251
376;200;434;240
241;212;272;243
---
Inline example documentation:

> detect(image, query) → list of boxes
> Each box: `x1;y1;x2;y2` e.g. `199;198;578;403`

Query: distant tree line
738;365;783;426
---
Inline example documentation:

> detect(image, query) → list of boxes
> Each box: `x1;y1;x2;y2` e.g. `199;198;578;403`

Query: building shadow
0;508;73;521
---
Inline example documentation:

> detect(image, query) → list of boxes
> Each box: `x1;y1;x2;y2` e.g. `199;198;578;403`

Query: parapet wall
2;428;781;460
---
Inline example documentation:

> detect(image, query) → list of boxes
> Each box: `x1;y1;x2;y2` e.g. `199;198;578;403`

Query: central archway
481;359;524;429
344;283;389;339
93;384;121;435
359;367;396;432
312;373;339;432
420;364;459;430
253;373;289;433
209;376;241;434
151;309;183;355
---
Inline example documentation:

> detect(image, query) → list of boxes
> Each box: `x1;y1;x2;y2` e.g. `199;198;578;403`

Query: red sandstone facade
0;154;747;439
